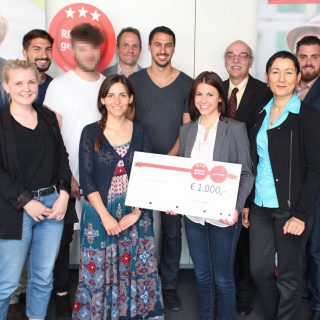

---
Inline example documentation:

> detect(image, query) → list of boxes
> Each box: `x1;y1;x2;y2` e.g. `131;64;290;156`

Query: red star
86;261;97;274
120;252;131;265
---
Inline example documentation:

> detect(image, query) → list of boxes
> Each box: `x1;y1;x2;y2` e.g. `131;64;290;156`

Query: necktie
227;87;239;118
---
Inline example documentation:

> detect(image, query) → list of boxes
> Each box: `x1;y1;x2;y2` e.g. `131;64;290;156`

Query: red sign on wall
48;3;116;72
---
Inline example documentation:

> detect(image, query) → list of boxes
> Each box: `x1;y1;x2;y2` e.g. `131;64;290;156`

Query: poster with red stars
48;3;116;72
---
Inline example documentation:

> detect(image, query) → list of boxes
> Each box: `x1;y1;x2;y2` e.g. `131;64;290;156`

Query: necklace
269;104;284;127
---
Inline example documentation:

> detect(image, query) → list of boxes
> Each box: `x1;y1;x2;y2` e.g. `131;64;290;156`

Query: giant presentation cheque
125;152;242;220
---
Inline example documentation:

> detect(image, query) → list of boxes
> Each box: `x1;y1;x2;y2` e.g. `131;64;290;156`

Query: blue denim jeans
0;191;64;320
184;217;242;320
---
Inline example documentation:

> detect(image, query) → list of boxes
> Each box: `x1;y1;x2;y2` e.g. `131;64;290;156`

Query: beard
74;56;100;72
301;65;320;82
35;58;51;73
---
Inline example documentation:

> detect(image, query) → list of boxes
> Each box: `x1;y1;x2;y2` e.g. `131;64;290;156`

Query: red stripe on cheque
135;162;238;183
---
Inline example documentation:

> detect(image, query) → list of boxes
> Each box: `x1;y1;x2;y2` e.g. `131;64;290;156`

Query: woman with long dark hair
178;71;254;320
73;74;163;319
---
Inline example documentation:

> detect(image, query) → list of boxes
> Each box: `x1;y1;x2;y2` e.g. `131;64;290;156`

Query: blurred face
3;68;38;106
224;41;253;82
148;32;175;68
23;37;52;73
195;82;221;117
72;41;101;72
266;58;300;99
101;82;133;118
118;32;141;67
297;44;320;83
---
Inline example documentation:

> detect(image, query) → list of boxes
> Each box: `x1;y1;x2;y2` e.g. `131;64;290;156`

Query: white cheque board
125;152;242;221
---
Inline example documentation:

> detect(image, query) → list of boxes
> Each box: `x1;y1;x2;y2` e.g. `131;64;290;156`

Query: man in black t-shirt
129;26;192;312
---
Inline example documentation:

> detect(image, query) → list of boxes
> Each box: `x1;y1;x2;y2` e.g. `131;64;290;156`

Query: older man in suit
102;27;142;77
223;40;272;317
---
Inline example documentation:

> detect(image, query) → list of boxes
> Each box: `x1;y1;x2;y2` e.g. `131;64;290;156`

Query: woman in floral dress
72;74;164;320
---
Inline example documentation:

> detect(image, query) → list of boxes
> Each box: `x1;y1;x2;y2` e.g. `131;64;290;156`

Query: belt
32;185;57;197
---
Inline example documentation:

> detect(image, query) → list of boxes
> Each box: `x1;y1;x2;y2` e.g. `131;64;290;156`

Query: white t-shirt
44;71;105;224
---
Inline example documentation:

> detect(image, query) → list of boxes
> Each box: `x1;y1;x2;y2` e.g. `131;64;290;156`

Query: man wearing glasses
102;27;142;78
223;40;272;317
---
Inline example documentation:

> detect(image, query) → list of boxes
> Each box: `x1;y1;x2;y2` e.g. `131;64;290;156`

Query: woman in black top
0;59;71;320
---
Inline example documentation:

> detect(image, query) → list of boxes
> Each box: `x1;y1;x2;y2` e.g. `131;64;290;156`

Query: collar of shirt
261;92;301;117
228;76;249;96
296;75;319;100
117;63;139;75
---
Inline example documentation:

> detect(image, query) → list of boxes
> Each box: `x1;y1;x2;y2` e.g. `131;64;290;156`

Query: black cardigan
249;103;320;222
0;105;71;239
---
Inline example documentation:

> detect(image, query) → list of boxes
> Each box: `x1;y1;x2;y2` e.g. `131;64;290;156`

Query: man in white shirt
44;23;105;320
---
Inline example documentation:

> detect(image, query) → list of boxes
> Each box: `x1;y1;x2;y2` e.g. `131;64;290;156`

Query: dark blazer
0;105;72;239
304;76;320;113
223;75;272;130
179;117;254;214
249;102;320;222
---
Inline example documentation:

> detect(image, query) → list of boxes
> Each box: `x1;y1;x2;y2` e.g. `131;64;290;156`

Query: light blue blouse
254;93;301;208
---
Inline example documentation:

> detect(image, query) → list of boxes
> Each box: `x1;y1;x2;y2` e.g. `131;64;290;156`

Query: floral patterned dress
72;143;164;320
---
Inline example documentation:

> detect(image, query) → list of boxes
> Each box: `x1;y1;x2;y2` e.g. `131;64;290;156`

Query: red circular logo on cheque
48;3;116;72
210;165;228;183
191;163;208;180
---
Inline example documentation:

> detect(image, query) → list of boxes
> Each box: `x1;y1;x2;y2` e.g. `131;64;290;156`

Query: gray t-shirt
129;68;192;154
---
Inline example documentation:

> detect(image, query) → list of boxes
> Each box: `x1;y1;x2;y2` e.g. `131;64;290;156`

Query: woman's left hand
119;209;142;231
47;190;69;220
283;216;305;236
219;209;239;226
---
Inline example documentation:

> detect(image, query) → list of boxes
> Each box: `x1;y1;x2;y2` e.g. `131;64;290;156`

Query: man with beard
22;29;54;108
295;36;320;320
44;23;105;320
129;26;192;312
296;36;320;110
102;27;142;77
223;40;272;317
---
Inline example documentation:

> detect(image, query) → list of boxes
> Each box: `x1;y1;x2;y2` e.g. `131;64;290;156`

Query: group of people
0;19;320;320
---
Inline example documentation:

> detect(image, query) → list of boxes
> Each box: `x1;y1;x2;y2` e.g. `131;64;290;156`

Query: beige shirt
296;76;319;101
228;76;249;108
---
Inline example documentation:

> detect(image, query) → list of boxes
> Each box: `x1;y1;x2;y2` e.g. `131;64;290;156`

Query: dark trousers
53;199;75;293
184;217;242;320
305;193;320;312
159;212;182;289
235;227;255;306
249;205;310;320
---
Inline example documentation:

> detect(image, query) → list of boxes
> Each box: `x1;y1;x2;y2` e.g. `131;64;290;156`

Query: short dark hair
22;29;54;49
188;71;227;121
70;23;104;46
266;50;300;74
296;35;320;53
117;27;141;48
149;26;175;45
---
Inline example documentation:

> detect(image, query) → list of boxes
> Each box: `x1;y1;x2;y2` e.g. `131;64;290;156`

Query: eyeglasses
225;52;252;61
